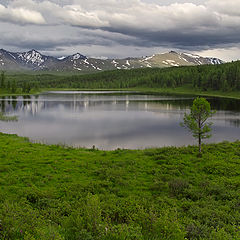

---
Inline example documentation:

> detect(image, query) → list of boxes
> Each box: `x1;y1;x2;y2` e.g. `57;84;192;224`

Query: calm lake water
0;91;240;150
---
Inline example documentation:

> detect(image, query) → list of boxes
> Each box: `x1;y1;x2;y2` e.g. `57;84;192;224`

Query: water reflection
0;92;240;149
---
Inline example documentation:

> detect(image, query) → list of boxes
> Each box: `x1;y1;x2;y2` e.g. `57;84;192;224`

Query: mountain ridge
0;48;224;73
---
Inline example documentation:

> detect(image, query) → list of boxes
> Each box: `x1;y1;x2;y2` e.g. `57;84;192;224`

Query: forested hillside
1;61;240;92
58;61;240;91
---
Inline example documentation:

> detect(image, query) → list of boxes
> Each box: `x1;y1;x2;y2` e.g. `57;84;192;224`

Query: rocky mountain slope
0;49;224;72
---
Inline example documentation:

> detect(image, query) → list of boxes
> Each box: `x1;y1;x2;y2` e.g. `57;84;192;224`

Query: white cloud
0;0;240;60
58;4;109;28
207;0;240;17
196;45;240;61
0;0;220;31
51;1;219;32
0;3;45;25
2;0;239;36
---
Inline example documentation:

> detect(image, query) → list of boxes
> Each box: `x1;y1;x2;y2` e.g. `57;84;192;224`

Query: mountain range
0;49;224;73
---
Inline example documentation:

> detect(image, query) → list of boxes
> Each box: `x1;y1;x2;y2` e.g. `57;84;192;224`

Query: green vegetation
58;61;239;91
1;61;240;99
0;62;239;239
0;71;6;89
181;98;215;154
0;133;239;239
0;112;17;121
0;71;17;94
0;71;36;95
7;61;240;90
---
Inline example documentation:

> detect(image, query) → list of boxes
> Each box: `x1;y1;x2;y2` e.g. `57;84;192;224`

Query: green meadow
0;133;239;239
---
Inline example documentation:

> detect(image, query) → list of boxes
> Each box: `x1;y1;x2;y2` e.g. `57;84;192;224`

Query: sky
0;0;240;61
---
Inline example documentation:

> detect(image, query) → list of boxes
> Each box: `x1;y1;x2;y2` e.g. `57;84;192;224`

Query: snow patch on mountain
73;67;82;71
126;60;130;66
58;56;66;60
166;60;179;66
72;53;86;60
84;59;89;65
112;60;119;67
183;52;200;59
208;58;223;65
144;55;155;61
9;53;16;59
18;50;46;66
139;56;151;63
0;58;4;66
178;55;189;62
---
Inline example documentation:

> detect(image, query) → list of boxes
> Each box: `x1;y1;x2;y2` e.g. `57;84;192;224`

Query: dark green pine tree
0;71;6;89
11;80;17;93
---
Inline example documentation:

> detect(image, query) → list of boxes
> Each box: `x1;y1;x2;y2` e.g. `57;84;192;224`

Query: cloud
0;0;240;60
196;44;240;61
0;22;137;54
14;0;238;48
59;5;109;28
2;1;219;31
207;0;240;17
0;3;45;25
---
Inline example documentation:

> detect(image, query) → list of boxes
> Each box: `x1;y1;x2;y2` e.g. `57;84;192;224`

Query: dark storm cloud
118;27;240;49
0;22;137;56
0;0;240;59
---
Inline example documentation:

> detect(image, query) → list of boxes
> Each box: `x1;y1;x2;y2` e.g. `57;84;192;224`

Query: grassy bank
0;88;42;97
0;113;17;121
0;133;239;239
131;86;240;100
1;86;240;102
126;87;236;99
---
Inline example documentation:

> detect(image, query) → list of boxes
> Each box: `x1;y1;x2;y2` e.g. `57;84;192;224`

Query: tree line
2;60;240;91
0;71;32;93
22;60;239;91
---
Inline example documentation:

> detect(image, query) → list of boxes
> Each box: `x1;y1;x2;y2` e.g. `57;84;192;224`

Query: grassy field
0;133;239;239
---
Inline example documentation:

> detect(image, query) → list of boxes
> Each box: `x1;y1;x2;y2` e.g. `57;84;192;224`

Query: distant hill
0;49;224;73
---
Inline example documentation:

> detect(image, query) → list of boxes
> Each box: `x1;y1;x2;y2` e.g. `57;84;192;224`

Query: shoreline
1;87;240;100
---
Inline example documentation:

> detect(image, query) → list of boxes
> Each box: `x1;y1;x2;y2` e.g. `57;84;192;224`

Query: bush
168;178;189;196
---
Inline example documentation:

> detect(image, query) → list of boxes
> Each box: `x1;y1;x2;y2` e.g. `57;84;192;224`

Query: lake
0;91;240;150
